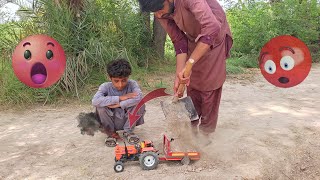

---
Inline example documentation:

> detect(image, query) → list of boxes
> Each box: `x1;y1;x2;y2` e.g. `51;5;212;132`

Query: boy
92;59;145;147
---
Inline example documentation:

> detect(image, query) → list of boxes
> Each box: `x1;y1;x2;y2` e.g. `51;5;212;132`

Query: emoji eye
24;50;31;60
280;56;294;71
46;50;53;60
264;60;276;74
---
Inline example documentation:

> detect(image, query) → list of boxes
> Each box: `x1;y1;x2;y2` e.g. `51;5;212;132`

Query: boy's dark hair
106;59;132;78
138;0;165;12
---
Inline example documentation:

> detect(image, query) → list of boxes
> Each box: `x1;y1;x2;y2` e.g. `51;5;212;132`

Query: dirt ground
1;64;320;180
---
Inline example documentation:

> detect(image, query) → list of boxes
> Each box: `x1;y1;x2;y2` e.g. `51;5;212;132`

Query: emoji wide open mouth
278;77;289;84
31;63;47;84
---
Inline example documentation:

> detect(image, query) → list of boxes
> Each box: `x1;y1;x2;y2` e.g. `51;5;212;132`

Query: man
138;0;233;134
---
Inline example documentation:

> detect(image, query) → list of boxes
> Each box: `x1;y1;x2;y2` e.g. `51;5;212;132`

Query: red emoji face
12;34;66;88
259;35;312;88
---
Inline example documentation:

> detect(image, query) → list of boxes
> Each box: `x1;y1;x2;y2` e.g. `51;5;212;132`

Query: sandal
105;136;117;147
123;132;140;145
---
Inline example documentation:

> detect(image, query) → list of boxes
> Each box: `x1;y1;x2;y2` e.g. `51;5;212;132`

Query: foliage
226;54;258;74
0;0;156;105
227;0;319;59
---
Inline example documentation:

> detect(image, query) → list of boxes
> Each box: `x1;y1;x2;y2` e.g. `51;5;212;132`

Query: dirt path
1;65;320;180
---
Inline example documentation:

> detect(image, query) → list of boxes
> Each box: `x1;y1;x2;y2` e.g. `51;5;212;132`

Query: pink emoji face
12;34;66;88
259;35;312;88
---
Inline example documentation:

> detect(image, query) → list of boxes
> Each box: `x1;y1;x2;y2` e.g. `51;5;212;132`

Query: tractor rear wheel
139;151;159;170
181;156;190;165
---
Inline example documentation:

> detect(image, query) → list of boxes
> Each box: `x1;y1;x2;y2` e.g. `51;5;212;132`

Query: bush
227;0;319;55
0;0;156;105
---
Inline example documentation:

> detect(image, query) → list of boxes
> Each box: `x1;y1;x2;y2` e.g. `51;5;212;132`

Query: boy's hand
120;92;138;101
107;104;121;108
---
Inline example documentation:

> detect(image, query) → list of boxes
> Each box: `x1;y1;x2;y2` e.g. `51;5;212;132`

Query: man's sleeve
92;83;120;107
119;81;143;109
157;18;188;55
185;0;222;46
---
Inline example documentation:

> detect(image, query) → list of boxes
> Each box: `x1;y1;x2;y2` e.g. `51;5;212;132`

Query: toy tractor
114;140;159;172
113;135;200;173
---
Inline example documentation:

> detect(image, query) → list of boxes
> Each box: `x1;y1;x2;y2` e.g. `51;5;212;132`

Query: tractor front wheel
139;151;159;170
114;161;124;173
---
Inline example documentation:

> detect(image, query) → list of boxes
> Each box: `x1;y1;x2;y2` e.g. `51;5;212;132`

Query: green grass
312;53;320;63
226;62;244;74
0;57;71;106
309;44;320;63
227;54;259;74
0;58;40;106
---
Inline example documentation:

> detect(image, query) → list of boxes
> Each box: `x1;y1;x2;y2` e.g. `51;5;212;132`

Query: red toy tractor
113;135;200;172
114;140;159;172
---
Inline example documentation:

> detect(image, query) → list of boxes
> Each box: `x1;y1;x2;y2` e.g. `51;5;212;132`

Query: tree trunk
153;16;167;58
142;12;151;36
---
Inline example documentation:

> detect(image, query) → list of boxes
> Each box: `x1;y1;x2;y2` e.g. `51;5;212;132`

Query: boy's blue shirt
92;79;143;110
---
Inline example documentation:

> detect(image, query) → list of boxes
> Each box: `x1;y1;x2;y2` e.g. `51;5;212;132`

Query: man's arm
176;0;222;85
157;18;189;93
175;53;188;93
92;83;120;107
185;0;222;63
157;18;188;56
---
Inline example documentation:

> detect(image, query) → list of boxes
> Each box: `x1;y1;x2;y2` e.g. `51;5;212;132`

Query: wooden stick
173;59;195;102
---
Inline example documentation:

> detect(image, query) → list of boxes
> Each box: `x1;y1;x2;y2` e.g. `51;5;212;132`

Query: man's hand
107;104;121;108
174;77;185;98
177;67;191;86
119;92;138;101
174;53;188;96
173;76;180;96
174;69;191;97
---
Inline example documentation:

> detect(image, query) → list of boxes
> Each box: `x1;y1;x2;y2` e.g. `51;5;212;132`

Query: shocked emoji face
259;35;312;88
12;34;66;88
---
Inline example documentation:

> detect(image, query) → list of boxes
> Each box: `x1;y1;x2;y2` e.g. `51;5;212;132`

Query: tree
152;17;166;58
139;6;167;59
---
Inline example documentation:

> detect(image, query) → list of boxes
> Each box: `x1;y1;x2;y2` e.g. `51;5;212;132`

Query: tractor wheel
114;161;124;173
139;151;159;170
181;156;190;165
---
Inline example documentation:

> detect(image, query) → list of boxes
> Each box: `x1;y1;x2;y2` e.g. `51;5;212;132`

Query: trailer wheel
181;156;190;165
114;161;124;173
139;151;159;170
